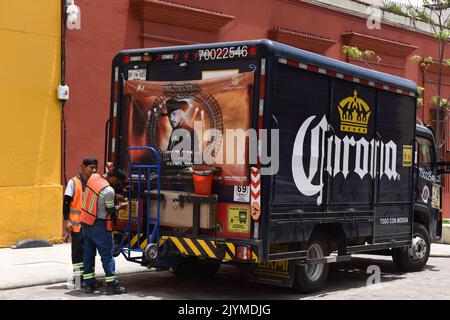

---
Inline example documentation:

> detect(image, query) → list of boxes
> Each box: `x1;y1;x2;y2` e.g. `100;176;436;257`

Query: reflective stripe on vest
80;173;114;231
69;177;83;233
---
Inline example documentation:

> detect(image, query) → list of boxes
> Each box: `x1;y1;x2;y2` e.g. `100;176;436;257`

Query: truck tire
392;223;430;272
170;256;221;278
294;232;330;293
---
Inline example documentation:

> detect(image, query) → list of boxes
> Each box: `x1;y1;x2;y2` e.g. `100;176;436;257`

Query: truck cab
389;124;446;273
414;125;443;242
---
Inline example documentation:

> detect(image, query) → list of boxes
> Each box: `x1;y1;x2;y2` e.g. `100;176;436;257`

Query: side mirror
431;161;450;175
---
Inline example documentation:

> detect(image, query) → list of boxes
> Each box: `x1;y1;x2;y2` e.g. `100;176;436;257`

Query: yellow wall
0;1;62;247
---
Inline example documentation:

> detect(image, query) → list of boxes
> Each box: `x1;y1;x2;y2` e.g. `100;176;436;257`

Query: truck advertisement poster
122;72;254;188
273;64;415;208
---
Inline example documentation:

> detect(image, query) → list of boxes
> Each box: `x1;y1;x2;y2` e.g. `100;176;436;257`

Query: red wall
65;0;449;217
65;0;141;176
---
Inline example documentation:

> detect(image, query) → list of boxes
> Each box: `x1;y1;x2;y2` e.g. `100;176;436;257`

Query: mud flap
249;260;296;287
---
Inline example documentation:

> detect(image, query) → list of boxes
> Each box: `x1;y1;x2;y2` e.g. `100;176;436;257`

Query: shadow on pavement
41;256;438;300
92;256;412;300
46;285;70;290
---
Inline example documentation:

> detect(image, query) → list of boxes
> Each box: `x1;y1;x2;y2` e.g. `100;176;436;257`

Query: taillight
122;55;130;64
236;245;252;261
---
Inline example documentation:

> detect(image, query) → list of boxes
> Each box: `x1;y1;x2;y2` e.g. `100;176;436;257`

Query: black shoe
84;281;100;293
106;282;127;295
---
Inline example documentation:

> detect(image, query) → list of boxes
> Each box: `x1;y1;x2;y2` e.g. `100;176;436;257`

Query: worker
63;157;98;288
80;167;128;295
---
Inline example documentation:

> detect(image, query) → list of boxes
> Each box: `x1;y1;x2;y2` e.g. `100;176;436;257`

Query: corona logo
338;90;371;134
292;115;399;206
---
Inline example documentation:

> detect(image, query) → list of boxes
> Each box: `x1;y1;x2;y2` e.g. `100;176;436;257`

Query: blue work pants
81;220;117;285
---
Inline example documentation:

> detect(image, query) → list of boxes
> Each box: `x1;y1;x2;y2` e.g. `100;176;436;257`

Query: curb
0;270;152;291
11;239;52;249
430;253;450;258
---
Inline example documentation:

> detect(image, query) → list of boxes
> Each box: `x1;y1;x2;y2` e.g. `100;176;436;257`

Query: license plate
128;69;146;81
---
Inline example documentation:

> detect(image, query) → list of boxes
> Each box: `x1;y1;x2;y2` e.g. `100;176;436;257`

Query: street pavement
0;243;146;290
0;243;449;299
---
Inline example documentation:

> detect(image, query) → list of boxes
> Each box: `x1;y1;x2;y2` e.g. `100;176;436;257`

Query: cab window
416;136;435;168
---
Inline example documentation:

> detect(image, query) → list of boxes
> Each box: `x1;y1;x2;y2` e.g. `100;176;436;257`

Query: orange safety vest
80;173;114;232
69;176;83;233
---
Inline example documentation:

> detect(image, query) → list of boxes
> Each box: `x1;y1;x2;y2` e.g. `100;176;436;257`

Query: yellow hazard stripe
226;242;236;256
128;234;256;262
129;234;139;248
184;238;202;256
170;237;189;255
224;242;236;261
140;238;148;249
159;236;168;246
225;252;232;260
198;239;216;258
252;250;258;262
135;236;167;249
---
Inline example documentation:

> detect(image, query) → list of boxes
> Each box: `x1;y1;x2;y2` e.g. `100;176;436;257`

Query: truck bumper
125;233;262;263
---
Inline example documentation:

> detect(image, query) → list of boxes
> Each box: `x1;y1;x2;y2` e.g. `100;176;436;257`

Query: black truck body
107;40;445;292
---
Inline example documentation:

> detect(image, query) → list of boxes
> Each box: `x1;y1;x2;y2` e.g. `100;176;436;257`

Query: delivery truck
105;39;448;293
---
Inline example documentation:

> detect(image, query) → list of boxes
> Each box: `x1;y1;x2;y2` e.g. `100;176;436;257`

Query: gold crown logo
338;90;371;134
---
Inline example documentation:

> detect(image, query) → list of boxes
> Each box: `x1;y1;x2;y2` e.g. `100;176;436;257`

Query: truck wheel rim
305;244;324;281
408;236;427;261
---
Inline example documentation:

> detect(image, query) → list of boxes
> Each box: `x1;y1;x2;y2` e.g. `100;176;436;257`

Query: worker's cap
161;98;189;116
107;166;127;182
82;157;98;167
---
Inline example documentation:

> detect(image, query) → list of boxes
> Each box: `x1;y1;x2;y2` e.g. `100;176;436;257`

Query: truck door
415;135;440;237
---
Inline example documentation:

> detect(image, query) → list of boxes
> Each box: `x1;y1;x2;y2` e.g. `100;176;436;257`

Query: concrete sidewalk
0;243;150;290
429;243;450;257
0;242;449;291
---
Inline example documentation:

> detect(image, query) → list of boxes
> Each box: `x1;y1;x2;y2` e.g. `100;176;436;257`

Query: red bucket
191;165;216;196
